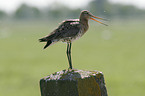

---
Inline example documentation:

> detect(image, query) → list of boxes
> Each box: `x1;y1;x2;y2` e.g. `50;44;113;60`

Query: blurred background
0;0;145;96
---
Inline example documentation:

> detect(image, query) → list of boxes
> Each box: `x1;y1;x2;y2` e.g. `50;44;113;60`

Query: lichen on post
40;69;108;96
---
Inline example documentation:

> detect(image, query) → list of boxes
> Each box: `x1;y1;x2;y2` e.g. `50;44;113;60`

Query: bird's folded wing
52;20;80;39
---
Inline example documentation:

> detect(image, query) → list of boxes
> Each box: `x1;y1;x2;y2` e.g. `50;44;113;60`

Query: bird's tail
39;33;56;49
39;37;52;49
39;37;47;42
43;40;52;49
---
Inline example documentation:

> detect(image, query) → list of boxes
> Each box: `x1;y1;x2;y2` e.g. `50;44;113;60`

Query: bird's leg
69;43;72;69
66;43;72;69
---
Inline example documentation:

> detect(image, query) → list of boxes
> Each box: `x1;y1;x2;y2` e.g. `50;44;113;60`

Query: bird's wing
46;20;81;40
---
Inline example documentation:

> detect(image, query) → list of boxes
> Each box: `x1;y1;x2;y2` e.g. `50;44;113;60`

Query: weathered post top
40;69;108;96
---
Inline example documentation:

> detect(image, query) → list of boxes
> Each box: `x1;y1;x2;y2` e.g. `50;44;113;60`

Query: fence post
40;69;108;96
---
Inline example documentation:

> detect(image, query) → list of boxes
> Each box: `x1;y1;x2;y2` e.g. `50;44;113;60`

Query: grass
0;20;145;96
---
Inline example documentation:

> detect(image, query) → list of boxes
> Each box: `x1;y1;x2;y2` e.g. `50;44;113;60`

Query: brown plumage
39;10;107;69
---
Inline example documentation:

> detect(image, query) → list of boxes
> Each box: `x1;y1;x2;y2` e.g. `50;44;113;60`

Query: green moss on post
40;69;108;96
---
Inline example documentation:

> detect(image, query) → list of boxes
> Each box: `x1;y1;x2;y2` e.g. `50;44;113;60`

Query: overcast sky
0;0;145;13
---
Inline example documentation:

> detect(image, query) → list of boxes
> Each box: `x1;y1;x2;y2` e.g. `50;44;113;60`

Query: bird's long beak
90;15;108;26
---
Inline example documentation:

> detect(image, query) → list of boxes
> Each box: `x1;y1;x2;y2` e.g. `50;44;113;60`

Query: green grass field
0;20;145;96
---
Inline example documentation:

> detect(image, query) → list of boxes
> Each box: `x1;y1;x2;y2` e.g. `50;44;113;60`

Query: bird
39;10;107;69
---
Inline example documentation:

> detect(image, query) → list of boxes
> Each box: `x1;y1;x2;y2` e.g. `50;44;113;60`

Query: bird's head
80;10;108;26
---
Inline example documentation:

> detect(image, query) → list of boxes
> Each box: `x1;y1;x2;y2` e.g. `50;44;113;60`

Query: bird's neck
80;18;89;32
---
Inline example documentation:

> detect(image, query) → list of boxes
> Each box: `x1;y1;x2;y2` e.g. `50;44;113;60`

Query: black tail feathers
43;40;52;49
39;38;47;42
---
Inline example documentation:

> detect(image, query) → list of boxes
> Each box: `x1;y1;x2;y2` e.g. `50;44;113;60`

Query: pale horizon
0;0;145;13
